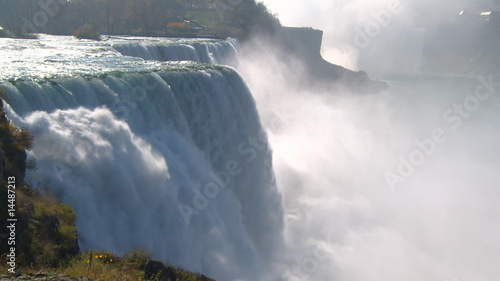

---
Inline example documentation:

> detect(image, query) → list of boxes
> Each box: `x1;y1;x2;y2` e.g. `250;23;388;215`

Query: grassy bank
0;249;214;280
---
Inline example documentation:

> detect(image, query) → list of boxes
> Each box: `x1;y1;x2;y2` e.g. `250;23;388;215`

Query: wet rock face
144;260;176;281
1;100;6;185
0;99;6;122
279;27;324;60
0;147;4;186
143;260;216;281
277;26;387;94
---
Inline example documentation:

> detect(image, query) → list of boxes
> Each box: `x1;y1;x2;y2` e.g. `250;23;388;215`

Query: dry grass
0;249;214;281
56;250;146;281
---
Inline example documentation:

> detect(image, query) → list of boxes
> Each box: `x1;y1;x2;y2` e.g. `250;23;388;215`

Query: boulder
144;260;176;281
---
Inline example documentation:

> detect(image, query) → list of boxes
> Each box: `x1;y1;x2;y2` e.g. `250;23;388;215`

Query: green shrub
122;249;152;270
18;192;79;267
0;121;34;151
74;24;101;41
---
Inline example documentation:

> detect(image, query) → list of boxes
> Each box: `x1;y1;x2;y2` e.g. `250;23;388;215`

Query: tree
224;0;280;40
0;0;281;39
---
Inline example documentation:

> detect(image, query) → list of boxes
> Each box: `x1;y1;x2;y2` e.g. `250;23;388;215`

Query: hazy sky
259;0;427;68
259;0;496;69
261;0;496;27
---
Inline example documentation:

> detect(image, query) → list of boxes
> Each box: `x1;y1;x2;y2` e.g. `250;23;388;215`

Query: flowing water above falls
112;37;239;66
0;35;238;81
0;35;281;280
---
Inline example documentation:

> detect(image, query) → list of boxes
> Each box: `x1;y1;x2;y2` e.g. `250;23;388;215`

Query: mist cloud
261;0;497;72
244;1;500;280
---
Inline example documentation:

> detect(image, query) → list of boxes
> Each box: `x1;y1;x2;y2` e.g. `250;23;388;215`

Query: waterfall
0;35;282;280
112;38;239;66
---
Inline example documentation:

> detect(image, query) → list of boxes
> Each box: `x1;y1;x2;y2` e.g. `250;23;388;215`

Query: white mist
240;40;500;280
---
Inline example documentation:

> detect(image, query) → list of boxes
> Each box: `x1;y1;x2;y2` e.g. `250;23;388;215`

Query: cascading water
0;35;282;280
112;37;239;66
3;30;499;281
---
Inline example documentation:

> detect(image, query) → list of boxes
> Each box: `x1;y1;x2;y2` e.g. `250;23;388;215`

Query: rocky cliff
0;99;28;183
0;146;4;186
277;27;386;93
0;100;7;186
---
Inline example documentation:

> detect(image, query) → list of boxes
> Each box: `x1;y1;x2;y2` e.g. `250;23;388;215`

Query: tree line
0;0;280;40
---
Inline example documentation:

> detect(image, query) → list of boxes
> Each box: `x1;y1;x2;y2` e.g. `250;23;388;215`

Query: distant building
454;9;500;24
480;11;492;21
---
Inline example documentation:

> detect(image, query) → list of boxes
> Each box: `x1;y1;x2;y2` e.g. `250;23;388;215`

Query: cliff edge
277;27;386;93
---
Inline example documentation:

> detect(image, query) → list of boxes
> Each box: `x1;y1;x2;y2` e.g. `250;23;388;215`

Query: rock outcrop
0;146;4;186
144;260;176;281
144;260;215;281
277;27;387;93
0;99;6;185
0;99;28;183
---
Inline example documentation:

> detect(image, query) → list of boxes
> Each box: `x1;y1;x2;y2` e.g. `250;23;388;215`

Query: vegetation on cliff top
0;0;280;40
